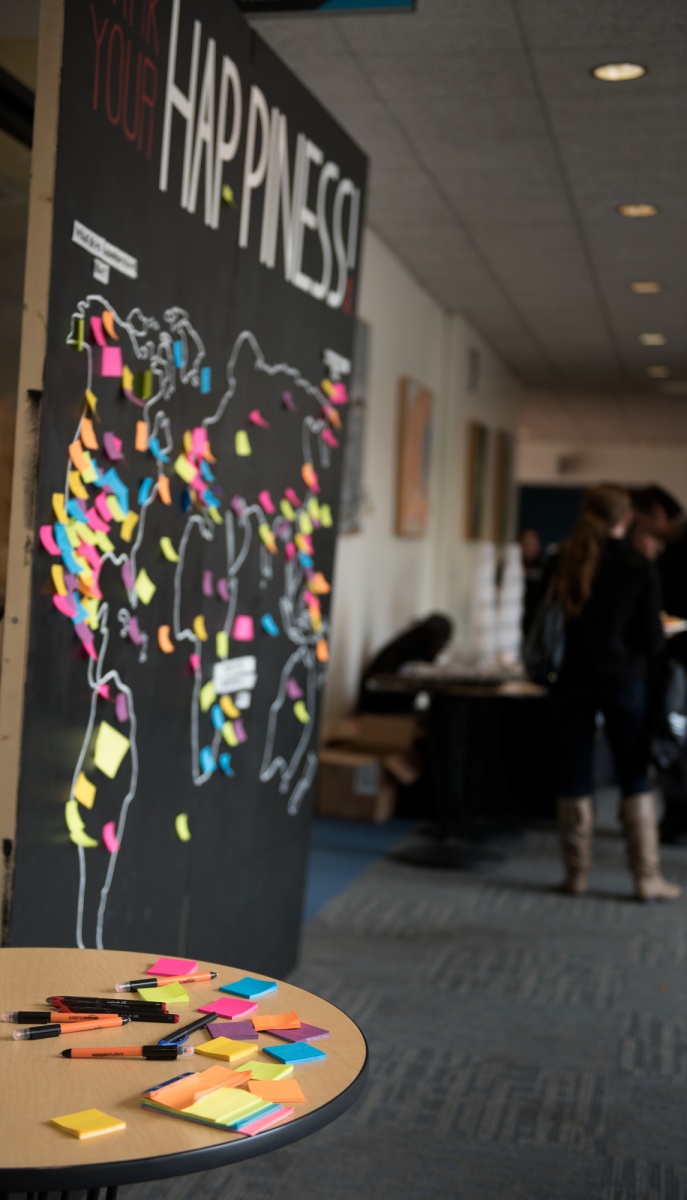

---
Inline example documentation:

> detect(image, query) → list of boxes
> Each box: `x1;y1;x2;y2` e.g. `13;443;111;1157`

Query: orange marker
62;1045;195;1060
13;1017;130;1040
3;1011;127;1024
116;972;217;992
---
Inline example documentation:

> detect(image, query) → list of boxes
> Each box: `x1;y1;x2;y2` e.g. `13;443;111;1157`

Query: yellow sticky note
74;772;96;809
280;500;296;521
199;680;216;711
135;569;156;605
216;631;229;659
298;513;313;535
182;430;192;453
51;564;67;594
174;454;196;484
193;614;208;642
220;695;239;719
106;495;126;523
195;1038;256;1064
122;364;134;391
221;184;235;206
208;507;223;525
235;430;251;457
175;812;191;842
307;498;320;521
137;982;188;1004
294;701;310;724
160;536;180;562
51;1109;125;1140
64;523;81;549
94;531;115;553
222;721;238;747
242;1060;294;1081
85;388;98;413
53;493;67;523
184;1087;262;1123
320;504;333;528
120;511;139;543
69;471;89;500
93;720;130;779
81;460;97;484
258;523;277;553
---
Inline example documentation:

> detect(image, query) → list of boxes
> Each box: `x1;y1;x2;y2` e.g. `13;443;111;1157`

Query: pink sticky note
330;382;348;405
53;593;77;618
231;496;245;516
115;692;129;723
248;409;270;428
216;579;230;603
198;997;258;1019
95;493;112;524
98;684;110;700
189;653;201;671
258;490;275;514
86;507;110;534
322;429;339;448
74;621;96;655
90;315;107;347
101;346;123;377
192;427;207;459
102;821;120;853
39;525;60;556
78;542;102;572
128;616;142;646
285;488;301;507
284;544;296;561
232;615;254;642
233;718;248;744
148;957;198;976
286;678;303;700
122;562;134;592
202;570;214;597
240;1106;294;1136
103;431;124;461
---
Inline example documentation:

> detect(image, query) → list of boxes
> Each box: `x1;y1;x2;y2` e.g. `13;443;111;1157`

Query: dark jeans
551;677;650;798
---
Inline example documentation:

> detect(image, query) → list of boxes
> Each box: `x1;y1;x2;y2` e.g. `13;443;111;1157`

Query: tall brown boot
621;793;681;901
557;796;593;894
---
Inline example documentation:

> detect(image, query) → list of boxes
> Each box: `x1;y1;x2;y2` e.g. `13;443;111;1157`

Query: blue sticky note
200;460;215;483
299;554;314;568
261;614;279;637
179;489;192;513
220;976;278;1000
202;489;220;508
200;366;211;394
70;594;89;625
219;753;234;777
211;704;225;732
54;525;82;575
103;469;129;514
200;746;216;775
230;1103;281;1131
138;477;154;505
264;1043;326;1065
148;437;169;464
173;340;184;368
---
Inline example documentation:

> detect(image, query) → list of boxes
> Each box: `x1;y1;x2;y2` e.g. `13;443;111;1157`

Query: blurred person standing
520;526;544;638
551;484;679;900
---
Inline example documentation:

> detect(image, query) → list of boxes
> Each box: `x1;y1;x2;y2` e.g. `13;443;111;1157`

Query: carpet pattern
125;796;687;1200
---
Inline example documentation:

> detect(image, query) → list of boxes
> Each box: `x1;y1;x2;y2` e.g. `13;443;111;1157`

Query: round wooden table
0;948;368;1196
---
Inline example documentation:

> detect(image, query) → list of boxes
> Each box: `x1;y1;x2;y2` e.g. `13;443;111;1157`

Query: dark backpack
523;592;566;685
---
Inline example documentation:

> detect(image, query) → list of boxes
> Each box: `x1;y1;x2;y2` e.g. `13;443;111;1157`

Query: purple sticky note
216;578;230;603
286;678;303;700
121;561;134;592
231;495;245;516
115;692;129;723
73;620;94;649
202;570;213;597
233;718;248;744
282;391;296;412
101;346;123;377
128;616;142;646
197;996;258;1019
265;1022;330;1043
103;431;124;461
208;1020;258;1041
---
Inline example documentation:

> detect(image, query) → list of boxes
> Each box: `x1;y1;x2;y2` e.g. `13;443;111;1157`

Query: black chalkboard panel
8;0;366;977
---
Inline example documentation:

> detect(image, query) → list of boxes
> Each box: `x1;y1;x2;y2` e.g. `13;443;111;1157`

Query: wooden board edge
0;0;65;944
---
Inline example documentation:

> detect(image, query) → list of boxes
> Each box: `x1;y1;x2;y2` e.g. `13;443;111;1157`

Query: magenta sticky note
232;615;254;642
103;431;124;461
286;678;303;700
90;315;106;347
189;653;200;671
192;427;207;459
121;561;134;592
202;570;214;597
258;490;275;514
115;692;129;723
285;543;296;561
128;616;142;646
101;346;123;377
330;382;348;405
53;593;77;618
239;1105;294;1136
266;1021;329;1043
285;488;301;507
86;507;110;533
102;821;120;853
39;525;60;556
197;996;258;1019
95;493;112;524
216;579;230;602
148;957;198;976
248;408;270;428
208;1020;258;1041
321;429;339;448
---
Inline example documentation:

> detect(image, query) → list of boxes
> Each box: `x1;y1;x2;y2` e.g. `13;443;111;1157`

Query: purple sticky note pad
216;578;230;603
103;431;124;461
208;1020;258;1041
286;678;303;700
202;570;214;597
197;996;258;1020
265;1022;329;1043
115;692;129;723
128;616;142;646
101;346;123;377
121;561;134;592
282;391;296;412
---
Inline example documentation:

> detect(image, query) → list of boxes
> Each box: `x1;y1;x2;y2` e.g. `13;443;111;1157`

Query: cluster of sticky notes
168;425;220;521
141;1063;294;1135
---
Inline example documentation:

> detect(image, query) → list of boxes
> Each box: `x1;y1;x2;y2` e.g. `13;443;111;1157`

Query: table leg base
387;837;504;869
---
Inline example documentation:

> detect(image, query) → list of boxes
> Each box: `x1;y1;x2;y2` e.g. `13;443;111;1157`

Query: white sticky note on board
212;656;257;696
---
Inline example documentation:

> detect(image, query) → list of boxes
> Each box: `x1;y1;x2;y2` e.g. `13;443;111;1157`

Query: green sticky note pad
243;1060;294;1081
137;982;189;1004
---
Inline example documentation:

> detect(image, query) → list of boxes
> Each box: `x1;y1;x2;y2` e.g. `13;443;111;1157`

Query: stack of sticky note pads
141;1063;303;1136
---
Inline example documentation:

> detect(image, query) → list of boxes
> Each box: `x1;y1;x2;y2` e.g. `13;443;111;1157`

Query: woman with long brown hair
552;483;679;900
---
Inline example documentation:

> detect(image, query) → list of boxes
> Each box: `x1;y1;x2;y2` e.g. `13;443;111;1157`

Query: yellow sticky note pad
135;569;156;605
298;513;313;535
280;500;296;521
52;565;67;595
220;695;239;719
74;772;96;809
53;493;67;523
320;504;333;528
51;1109;125;1140
242;1060;294;1081
93;721;130;780
208;507;223;525
120;512;139;543
222;721;238;747
216;631;229;659
193;614;208;642
85;388;98;413
235;430;251;457
199;680;216;711
184;1088;262;1123
122;364;134;391
160;536;180;562
137;982;189;1004
174;455;196;484
69;471;89;500
175;813;191;842
106;495;126;523
195;1038;256;1064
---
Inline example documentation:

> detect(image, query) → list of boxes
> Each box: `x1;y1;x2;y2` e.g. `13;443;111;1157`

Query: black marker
157;1010;218;1046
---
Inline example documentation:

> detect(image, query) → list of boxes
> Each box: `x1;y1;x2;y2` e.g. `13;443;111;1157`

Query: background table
0;948;368;1197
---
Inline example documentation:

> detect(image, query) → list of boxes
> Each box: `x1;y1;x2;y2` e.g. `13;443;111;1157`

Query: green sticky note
298;513;313;535
293;700;310;724
199;680;216;712
235;430;251;457
222;721;238;747
174;455;196;484
135;568;156;605
320;504;333;528
160;536;180;563
93;721;130;779
175;813;191;842
280;500;296;521
243;1060;294;1081
184;1088;262;1123
137;982;189;1003
216;631;229;659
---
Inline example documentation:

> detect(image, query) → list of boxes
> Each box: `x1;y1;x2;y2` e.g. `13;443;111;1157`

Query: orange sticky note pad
147;1065;244;1110
252;1011;301;1032
246;1079;305;1103
157;475;172;505
80;418;99;450
158;625;174;653
68;441;89;473
135;421;148;451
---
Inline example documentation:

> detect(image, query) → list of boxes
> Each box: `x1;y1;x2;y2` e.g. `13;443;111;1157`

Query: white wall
518;440;687;509
323;229;522;725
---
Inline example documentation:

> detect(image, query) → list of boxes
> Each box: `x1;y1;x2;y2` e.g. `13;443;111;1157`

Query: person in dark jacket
551;483;679;900
357;613;453;713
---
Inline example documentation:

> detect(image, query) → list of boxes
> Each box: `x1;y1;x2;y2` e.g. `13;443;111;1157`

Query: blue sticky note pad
264;1043;326;1065
211;704;225;732
261;614;279;637
200;460;215;483
173;340;184;368
230;1102;281;1130
219;753;234;777
54;525;82;575
200;366;211;394
220;976;278;1000
299;554;314;568
138;477;154;505
200;746;216;774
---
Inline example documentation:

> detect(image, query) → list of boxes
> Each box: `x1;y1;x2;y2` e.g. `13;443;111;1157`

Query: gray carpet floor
127;794;687;1200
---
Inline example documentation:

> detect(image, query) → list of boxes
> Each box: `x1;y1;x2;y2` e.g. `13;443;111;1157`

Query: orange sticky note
135;421;148;452
68;441;89;473
80;418;99;450
102;310;118;339
158;625;174;653
147;1065;244;1110
316;639;329;664
158;475;171;505
251;1011;301;1032
246;1079;305;1103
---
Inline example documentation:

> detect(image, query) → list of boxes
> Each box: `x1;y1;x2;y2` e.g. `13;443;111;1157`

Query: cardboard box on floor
318;714;422;823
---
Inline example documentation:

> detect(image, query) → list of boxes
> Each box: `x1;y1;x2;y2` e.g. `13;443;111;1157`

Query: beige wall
518;440;687;509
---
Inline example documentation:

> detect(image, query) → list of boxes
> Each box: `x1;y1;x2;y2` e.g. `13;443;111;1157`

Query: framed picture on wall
395;377;434;537
338;319;369;535
465;420;489;540
492;429;515;543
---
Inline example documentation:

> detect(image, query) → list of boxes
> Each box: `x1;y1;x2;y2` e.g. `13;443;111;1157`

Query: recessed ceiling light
646;365;670;378
617;203;659;217
592;62;647;82
639;333;667;346
630;281;662;294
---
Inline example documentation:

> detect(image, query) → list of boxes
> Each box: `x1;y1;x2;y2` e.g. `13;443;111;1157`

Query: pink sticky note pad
216;579;230;603
232;616;254;642
258;490;275;514
284;543;296;561
266;1021;329;1043
148;957;198;976
90;315;107;347
189;653;201;671
102;821;120;853
240;1105;294;1136
198;997;258;1019
115;693;129;723
101;346;123;377
103;431;124;461
285;488;301;507
248;409;270;428
53;594;77;618
331;382;348;405
322;429;339;448
128;616;142;646
192;427;207;459
40;525;60;556
208;1020;258;1041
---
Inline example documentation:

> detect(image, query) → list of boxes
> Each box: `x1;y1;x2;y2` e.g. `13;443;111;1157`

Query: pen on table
3;1011;133;1024
47;1005;179;1024
13;1017;131;1040
48;995;169;1011
61;1045;195;1060
115;972;218;991
156;1010;218;1046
